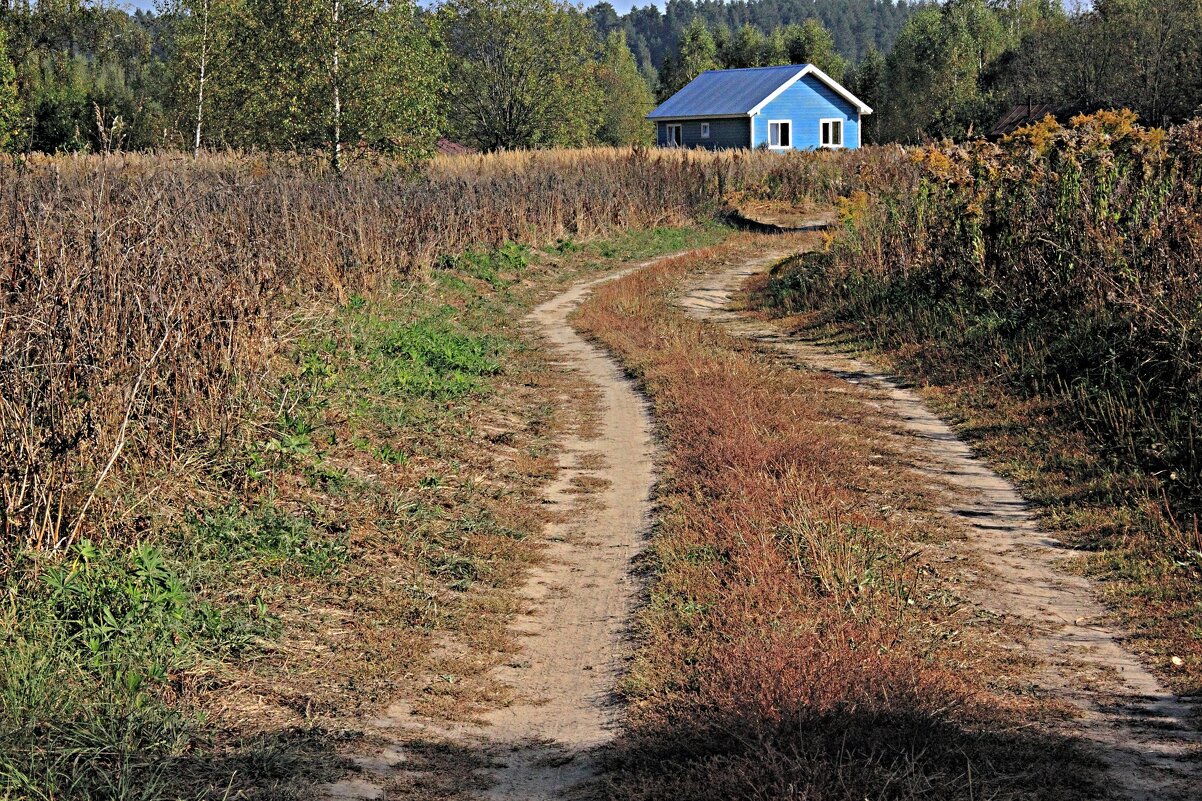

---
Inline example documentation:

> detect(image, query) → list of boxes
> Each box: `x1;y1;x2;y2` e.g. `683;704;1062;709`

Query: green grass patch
0;224;737;800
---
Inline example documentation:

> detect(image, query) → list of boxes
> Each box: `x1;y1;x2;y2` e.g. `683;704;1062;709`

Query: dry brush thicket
773;113;1202;529
0;147;842;557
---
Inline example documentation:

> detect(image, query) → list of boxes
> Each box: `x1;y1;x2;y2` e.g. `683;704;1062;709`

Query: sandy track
323;263;658;801
467;264;657;799
678;238;1201;801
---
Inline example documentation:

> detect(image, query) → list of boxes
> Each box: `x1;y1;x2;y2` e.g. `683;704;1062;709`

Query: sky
122;0;667;12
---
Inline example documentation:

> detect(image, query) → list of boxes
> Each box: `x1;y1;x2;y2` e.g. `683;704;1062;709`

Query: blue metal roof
647;65;808;120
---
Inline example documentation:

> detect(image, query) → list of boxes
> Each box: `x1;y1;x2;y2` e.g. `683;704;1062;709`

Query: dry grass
0;147;856;557
759;114;1202;692
573;236;1102;800
0;150;707;555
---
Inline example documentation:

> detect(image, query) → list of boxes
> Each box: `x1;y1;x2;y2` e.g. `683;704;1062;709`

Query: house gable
752;73;860;150
647;64;870;151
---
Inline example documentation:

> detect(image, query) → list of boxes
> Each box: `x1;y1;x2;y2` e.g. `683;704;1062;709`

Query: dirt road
678;239;1202;801
324;236;1198;801
323;262;659;801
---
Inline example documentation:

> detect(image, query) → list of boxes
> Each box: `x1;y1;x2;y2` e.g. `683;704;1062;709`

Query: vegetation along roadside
573;234;1105;801
0;145;788;800
756;112;1202;696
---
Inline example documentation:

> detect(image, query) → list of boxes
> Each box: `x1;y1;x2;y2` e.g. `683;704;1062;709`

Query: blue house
647;64;872;151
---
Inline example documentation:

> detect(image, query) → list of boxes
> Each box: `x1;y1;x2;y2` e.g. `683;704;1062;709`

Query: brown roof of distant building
437;138;476;156
989;102;1069;138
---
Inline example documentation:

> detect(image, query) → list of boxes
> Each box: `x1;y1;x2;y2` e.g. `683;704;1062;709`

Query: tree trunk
331;0;343;174
193;0;210;158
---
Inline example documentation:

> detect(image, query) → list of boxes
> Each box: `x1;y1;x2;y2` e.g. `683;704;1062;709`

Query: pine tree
781;19;847;79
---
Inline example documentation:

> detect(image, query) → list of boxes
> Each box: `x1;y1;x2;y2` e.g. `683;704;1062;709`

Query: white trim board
747;64;873;117
819;117;845;148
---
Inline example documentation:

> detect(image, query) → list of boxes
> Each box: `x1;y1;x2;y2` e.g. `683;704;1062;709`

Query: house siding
656;117;750;150
751;74;860;150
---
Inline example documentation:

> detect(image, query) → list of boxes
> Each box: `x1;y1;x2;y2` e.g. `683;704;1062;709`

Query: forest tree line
0;0;1199;162
855;0;1202;142
619;0;1202;143
0;0;661;164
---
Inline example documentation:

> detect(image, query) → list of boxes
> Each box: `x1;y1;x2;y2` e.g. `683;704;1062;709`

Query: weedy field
758;112;1202;693
0;216;732;799
2;125;1200;801
0;145;848;799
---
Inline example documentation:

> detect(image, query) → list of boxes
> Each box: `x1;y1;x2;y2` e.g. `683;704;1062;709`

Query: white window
820;118;844;148
768;120;791;149
665;123;682;147
700;122;710;139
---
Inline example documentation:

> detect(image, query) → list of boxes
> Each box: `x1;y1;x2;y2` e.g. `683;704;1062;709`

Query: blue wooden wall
751;74;860;150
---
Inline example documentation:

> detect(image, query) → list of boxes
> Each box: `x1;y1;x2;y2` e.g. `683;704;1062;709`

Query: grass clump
0;541;244;800
186;504;349;577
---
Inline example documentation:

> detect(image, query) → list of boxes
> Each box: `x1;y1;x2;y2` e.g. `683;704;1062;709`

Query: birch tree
208;0;442;165
158;0;235;155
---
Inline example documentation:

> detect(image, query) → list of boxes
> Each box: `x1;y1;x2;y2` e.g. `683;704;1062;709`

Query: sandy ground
678;236;1202;801
321;261;660;801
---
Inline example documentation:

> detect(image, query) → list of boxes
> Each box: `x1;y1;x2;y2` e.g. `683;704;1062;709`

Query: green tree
989;0;1202;127
658;16;716;97
2;1;166;152
848;46;885;143
780;19;847;81
880;0;1008;142
158;0;237;156
0;27;21;150
219;0;443;167
722;23;767;68
596;30;654;145
443;0;602;150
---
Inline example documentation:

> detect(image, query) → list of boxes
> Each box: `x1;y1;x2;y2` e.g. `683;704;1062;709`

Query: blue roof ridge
697;64;810;74
646;63;872;120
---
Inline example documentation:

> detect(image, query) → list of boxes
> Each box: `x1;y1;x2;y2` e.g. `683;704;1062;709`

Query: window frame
700;122;710;139
665;123;683;147
819;117;844;148
767;119;791;149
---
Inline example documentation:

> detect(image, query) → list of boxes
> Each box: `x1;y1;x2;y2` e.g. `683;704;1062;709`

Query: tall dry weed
769;112;1202;521
0;147;845;555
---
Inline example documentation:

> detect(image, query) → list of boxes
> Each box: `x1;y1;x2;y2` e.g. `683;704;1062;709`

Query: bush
768;112;1202;529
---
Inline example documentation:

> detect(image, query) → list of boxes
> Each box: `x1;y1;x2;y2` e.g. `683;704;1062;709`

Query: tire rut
322;261;660;801
677;240;1201;801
